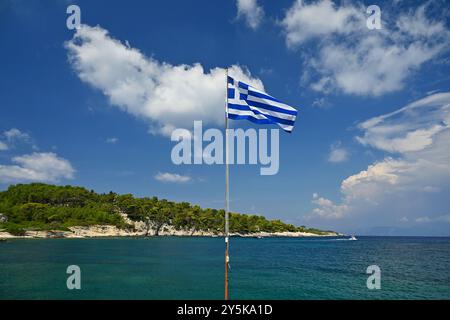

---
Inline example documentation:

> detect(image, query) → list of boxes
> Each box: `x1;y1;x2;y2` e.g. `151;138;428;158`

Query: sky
1;0;450;236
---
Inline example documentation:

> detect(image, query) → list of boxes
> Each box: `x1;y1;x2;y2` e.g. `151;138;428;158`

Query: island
0;183;337;239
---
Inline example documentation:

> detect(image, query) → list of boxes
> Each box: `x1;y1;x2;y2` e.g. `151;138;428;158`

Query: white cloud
356;93;450;153
312;193;349;219
4;128;30;142
311;93;450;224
236;0;264;29
281;1;450;96
328;142;348;162
311;36;443;96
106;137;118;144
0;128;35;151
0;152;75;183
282;0;363;47
340;157;415;201
395;5;447;39
154;172;191;184
66;25;263;136
0;141;8;151
415;216;431;223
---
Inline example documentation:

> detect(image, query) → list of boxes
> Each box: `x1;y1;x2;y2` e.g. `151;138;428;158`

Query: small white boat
349;235;357;241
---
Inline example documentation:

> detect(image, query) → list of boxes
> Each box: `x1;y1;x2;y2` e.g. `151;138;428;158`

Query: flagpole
224;68;230;300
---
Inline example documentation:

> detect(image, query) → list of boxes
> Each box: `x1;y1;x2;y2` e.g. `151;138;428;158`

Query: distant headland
0;183;338;239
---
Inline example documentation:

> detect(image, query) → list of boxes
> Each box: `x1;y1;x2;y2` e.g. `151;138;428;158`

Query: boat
349;235;357;241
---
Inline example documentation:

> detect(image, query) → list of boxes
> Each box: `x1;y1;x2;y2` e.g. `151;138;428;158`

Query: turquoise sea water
0;236;449;299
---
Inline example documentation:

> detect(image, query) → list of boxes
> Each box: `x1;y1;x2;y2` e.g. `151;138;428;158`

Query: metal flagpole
224;68;230;300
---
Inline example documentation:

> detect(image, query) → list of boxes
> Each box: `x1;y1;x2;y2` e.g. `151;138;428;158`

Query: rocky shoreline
0;224;339;239
0;212;339;239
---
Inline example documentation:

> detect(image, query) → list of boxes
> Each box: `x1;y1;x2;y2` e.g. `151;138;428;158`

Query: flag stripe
246;96;298;115
247;91;296;112
227;113;294;132
247;89;282;104
228;106;295;128
228;107;295;126
227;76;298;133
229;86;297;115
228;103;296;122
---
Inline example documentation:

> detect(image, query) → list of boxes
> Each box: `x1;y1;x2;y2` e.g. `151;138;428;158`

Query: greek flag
227;76;298;133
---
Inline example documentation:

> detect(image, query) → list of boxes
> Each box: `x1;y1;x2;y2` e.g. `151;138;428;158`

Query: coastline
0;210;340;239
0;184;340;240
0;224;339;239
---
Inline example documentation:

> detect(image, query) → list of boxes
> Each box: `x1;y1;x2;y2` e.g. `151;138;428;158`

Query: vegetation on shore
0;183;333;236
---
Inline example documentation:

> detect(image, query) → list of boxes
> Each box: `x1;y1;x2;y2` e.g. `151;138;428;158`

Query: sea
0;236;449;299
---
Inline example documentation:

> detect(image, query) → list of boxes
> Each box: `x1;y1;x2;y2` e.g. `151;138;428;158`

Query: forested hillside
0;183;331;236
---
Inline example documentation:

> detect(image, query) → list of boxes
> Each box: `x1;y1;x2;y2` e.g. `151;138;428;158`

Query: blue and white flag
227;76;298;133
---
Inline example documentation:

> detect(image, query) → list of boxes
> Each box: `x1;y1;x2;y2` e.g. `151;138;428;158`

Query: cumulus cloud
65;25;263;136
312;193;348;219
311;93;450;225
236;0;264;29
328;142;348;162
0;152;75;183
282;0;363;47
154;172;191;184
281;1;450;96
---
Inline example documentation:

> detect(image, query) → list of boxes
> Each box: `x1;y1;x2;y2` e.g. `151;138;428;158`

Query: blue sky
1;0;450;235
